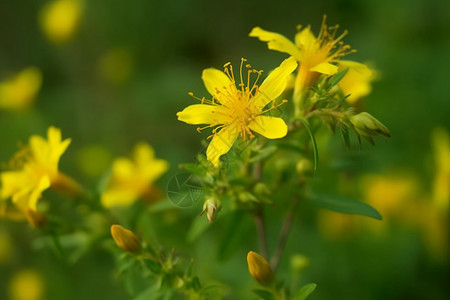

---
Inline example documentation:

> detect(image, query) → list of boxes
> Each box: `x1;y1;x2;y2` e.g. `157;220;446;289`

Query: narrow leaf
295;283;317;300
297;118;319;172
253;289;275;300
328;68;348;87
308;193;382;220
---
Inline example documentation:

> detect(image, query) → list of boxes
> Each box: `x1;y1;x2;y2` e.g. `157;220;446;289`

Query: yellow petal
338;60;374;103
249;27;302;59
27;176;51;211
101;188;138;208
47;126;71;165
0;171;25;199
206;125;239;167
201;68;232;100
255;57;297;109
112;158;135;180
249;116;287;139
295;26;317;49
177;104;230;125
310;62;338;75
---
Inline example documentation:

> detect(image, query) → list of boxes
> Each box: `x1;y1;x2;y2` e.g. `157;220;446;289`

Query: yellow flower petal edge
249;27;302;60
178;58;296;167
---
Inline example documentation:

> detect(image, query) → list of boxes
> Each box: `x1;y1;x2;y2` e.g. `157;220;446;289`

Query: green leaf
217;211;253;261
179;163;205;177
328;68;348;87
295;283;317;300
340;126;351;148
297;118;319;172
253;289;275;300
308;193;382;220
186;215;211;242
250;145;278;163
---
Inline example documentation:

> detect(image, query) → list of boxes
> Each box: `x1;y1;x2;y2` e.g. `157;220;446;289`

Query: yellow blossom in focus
177;57;297;167
250;16;354;109
338;60;376;104
247;251;273;286
0;126;72;211
0;67;42;111
8;269;44;300
101;143;169;208
39;0;83;44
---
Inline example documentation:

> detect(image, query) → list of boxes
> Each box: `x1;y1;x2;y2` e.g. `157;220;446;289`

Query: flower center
302;15;355;68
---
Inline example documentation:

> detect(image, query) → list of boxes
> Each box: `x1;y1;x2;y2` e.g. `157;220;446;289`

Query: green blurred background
0;0;449;299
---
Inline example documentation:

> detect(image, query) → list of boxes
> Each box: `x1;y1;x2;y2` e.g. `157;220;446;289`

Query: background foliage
0;0;449;299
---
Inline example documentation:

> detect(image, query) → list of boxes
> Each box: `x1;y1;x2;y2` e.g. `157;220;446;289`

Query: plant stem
253;160;269;258
271;196;299;271
254;209;269;259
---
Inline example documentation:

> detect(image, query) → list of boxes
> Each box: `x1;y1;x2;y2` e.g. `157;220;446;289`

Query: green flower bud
296;158;313;176
201;197;221;222
350;112;390;144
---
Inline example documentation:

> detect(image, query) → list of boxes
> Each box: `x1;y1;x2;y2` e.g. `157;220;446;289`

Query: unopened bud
201;197;221;222
350;112;390;143
290;254;309;273
110;224;141;253
253;182;271;196
247;251;274;286
296;158;313;176
25;208;47;228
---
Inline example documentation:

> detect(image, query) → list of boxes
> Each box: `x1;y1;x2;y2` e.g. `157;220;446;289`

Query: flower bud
247;251;274;286
110;224;141;253
350;112;390;144
25;208;47;228
201;197;221;222
296;157;313;176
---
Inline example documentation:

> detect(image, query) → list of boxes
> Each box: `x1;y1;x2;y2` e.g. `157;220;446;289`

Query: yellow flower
0;126;73;211
0;67;42;111
250;16;354;113
101;143;169;208
8;269;44;300
39;0;83;44
177;57;297;167
247;251;274;286
431;127;450;213
110;224;141;253
338;60;375;104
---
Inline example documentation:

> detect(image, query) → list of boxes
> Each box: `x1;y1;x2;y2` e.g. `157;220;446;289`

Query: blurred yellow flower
8;270;44;300
431;127;450;213
101;143;169;208
39;0;83;44
361;173;420;232
0;67;42;111
318;209;357;240
98;48;134;84
177;57;296;167
250;16;354;105
0;126;78;212
338;60;376;104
